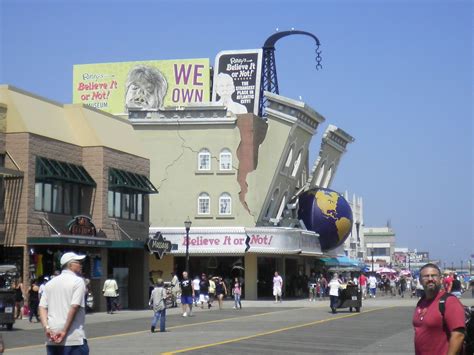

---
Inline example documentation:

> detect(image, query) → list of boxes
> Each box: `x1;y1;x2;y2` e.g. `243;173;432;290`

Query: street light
184;217;192;273
371;249;374;273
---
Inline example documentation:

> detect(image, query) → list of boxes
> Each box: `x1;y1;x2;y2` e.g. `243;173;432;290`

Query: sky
0;0;472;266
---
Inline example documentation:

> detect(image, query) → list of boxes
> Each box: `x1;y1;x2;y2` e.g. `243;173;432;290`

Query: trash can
0;289;16;330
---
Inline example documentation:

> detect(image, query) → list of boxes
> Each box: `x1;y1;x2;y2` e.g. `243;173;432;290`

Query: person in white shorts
273;271;283;303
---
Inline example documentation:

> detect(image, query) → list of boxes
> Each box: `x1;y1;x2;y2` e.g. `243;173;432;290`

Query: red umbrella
376;267;397;274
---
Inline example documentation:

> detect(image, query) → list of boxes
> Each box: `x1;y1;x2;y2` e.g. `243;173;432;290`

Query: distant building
343;192;364;260
363;226;396;271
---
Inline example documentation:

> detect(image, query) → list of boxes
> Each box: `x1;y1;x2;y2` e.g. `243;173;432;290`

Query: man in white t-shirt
273;271;283;303
368;274;378;298
39;252;88;354
192;275;200;306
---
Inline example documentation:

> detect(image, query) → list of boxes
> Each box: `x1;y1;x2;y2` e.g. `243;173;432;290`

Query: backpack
438;293;474;355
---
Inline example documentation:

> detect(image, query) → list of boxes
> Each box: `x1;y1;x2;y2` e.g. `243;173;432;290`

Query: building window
323;165;333;188
276;193;287;220
265;189;279;218
284;147;293;168
314;162;326;187
198;192;210;214
34;181;84;215
107;190;144;221
198;149;211;171
219;193;232;215
291;151;302;177
219;149;232;171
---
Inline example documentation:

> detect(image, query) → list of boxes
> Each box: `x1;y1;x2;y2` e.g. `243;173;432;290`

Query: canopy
320;256;362;268
376;267;397;274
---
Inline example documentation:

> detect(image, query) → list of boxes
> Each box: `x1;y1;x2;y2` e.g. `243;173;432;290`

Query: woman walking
13;279;24;319
328;273;342;314
232;277;242;309
102;275;119;314
28;280;40;322
215;277;227;310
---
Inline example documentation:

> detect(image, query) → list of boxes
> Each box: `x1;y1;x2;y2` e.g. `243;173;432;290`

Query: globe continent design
298;188;353;251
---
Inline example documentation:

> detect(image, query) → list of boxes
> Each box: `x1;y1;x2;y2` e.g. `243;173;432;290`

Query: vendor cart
337;284;362;312
0;265;18;330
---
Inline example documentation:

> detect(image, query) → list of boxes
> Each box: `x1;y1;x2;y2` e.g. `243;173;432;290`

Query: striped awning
109;168;158;194
36;157;95;186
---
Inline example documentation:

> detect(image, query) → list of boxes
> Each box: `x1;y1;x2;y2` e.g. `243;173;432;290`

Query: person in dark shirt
450;274;462;298
179;271;194;317
199;273;210;309
28;280;40;322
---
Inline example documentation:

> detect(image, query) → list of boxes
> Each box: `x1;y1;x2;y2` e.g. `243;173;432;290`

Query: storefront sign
147;232;172;259
67;215;97;236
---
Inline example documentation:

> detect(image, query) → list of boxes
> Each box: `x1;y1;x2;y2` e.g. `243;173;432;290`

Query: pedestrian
208;276;216;309
450;273;463;299
273;271;283;303
13;278;24;320
412;263;465;355
328;273;342;314
39;251;89;354
308;271;317;302
192;275;200;306
358;273;368;300
149;278;168;333
102;275;119;314
28;280;40;322
232;277;242;309
319;274;328;300
170;271;180;308
199;273;210;309
400;276;407;298
215;277;227;310
179;271;194;317
368;273;377;298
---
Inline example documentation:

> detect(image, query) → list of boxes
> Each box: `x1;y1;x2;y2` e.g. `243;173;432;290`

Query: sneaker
151;326;155;333
233;306;236;309
188;311;193;317
182;312;187;317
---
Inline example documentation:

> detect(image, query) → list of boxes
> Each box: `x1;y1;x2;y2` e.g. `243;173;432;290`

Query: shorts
181;296;193;305
273;287;282;296
199;293;209;303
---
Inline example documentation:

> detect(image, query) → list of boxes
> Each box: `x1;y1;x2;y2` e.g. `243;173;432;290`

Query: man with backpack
413;263;466;355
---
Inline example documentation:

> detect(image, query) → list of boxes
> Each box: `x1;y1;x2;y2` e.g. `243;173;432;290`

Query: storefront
148;226;323;299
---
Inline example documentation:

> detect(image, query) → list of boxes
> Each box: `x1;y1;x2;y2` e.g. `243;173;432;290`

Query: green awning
36;157;96;187
27;236;145;249
109;168;158;194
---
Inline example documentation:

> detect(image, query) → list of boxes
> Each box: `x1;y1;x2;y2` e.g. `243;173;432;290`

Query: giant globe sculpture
298;187;353;251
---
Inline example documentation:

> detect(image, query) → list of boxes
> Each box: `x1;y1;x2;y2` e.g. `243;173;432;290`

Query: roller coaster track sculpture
259;30;322;117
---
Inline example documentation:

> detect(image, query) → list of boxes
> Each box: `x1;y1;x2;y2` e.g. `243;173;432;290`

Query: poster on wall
212;49;263;115
73;59;210;114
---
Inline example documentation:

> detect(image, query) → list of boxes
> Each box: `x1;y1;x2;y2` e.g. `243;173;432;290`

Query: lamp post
184;217;192;273
371;249;374;273
460;260;463;272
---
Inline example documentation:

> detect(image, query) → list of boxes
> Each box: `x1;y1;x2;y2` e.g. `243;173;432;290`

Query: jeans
151;309;166;332
234;294;242;308
369;287;376;297
329;295;339;312
105;297;115;313
47;339;89;355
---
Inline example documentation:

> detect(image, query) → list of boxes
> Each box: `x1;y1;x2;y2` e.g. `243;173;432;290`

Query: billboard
73;59;210;114
212;49;263;115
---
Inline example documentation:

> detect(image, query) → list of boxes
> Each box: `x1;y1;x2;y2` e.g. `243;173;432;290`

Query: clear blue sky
1;0;472;266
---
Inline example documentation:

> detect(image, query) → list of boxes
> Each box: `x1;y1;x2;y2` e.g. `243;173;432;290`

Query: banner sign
73;59;210;114
212;49;262;115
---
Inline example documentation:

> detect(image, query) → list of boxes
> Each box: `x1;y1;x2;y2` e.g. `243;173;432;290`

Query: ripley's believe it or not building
0;43;362;309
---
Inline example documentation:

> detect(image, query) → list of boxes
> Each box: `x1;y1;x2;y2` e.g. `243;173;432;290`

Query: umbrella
400;270;412;277
376;267;397;274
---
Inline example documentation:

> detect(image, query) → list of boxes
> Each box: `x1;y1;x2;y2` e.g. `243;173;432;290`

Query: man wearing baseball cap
39;252;89;354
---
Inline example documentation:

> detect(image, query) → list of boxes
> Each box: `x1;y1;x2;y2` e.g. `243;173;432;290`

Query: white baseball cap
60;252;86;267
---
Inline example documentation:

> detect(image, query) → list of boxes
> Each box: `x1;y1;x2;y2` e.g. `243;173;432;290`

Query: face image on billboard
212;49;262;115
73;59;210;114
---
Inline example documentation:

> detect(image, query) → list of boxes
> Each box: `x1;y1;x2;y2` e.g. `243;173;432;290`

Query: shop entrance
257;256;283;298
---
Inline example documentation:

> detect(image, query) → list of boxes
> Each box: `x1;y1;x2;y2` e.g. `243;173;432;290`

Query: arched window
284;147;293;168
265;189;279;218
219;193;232;215
219;149;232;171
314;162;326;187
276;193;287;220
323;165;333;188
198;149;211;171
291;151;303;177
198;192;210;214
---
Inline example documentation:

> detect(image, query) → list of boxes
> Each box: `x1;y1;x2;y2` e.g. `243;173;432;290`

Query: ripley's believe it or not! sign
73;59;210;114
72;50;263;116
